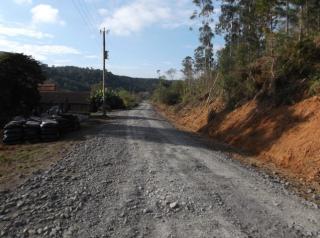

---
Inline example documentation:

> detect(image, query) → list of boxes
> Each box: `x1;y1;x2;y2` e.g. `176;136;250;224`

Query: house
38;82;90;113
38;83;57;92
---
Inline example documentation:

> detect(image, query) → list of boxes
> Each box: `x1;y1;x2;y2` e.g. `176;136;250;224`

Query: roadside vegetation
90;83;140;111
153;0;320;109
152;79;185;105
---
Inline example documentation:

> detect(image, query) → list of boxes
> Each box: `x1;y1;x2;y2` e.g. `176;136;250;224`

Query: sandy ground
0;102;319;237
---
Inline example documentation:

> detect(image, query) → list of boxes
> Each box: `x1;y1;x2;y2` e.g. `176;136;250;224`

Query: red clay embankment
156;96;320;184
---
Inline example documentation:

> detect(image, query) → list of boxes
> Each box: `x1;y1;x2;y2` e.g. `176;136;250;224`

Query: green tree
0;52;45;122
194;46;205;74
191;0;215;74
181;56;195;94
42;65;159;93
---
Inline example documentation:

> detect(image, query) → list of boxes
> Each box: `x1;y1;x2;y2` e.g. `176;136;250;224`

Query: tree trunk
269;13;274;56
306;0;309;36
286;0;289;36
318;12;320;32
299;5;304;41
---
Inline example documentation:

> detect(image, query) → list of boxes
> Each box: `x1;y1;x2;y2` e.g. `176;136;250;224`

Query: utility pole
100;28;109;116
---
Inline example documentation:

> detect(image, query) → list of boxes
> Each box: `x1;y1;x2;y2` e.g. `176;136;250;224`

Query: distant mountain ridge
41;65;159;93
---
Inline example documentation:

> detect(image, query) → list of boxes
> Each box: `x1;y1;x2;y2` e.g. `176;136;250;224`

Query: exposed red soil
155;96;320;185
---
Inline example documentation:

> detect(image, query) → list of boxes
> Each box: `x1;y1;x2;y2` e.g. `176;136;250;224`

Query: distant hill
41;65;159;92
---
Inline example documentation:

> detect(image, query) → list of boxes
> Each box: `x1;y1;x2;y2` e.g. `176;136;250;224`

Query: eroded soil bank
155;96;320;191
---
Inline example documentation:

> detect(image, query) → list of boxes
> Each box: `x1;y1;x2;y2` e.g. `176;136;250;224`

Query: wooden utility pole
100;28;109;115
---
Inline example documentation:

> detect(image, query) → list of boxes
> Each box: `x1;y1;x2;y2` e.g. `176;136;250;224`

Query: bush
152;80;185;105
105;90;125;109
118;89;139;109
309;74;320;95
274;38;320;104
216;37;320;107
90;86;139;111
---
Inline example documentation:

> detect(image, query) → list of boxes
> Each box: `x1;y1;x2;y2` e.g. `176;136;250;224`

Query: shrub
275;38;320;104
105;90;125;109
118;89;139;109
216;37;320;107
152;80;185;105
90;86;139;111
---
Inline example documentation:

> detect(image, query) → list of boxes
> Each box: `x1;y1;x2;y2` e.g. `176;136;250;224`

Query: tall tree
194;46;205;74
166;68;177;81
181;56;195;93
181;56;194;80
191;0;215;74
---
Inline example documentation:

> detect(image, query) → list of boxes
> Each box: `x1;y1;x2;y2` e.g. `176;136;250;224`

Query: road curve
0;102;319;238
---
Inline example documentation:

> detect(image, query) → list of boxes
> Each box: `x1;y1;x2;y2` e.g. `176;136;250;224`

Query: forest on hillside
41;65;159;93
154;0;320;108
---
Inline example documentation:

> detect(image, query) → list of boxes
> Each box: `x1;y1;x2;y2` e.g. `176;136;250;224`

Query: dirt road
0;102;320;238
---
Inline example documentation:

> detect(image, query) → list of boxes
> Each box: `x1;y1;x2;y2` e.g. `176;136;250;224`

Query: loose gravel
0;102;320;238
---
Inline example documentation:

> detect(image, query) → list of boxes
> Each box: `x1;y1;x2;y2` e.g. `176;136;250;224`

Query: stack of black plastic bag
52;114;80;133
3;120;24;145
2;113;80;145
40;119;60;142
24;118;41;143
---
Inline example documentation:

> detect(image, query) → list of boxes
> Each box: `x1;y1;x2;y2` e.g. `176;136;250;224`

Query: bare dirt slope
0;102;319;237
156;97;320;184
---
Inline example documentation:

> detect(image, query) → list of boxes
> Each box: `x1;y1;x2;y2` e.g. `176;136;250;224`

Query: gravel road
1;102;320;238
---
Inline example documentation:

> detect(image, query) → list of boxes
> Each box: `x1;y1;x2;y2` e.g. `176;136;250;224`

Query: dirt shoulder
154;98;320;202
0;119;102;192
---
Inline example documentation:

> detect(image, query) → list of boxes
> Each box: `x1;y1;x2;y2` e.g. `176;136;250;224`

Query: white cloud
98;0;203;36
31;4;65;25
0;24;53;39
14;0;32;5
0;38;80;61
100;0;173;35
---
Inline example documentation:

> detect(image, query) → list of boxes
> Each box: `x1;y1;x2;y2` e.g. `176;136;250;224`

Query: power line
71;0;99;44
77;0;96;30
79;0;99;30
72;0;95;31
88;0;101;18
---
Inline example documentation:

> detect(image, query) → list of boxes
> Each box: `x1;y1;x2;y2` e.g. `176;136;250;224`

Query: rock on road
1;102;320;238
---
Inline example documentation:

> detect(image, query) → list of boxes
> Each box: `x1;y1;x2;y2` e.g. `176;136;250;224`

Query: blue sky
0;0;224;78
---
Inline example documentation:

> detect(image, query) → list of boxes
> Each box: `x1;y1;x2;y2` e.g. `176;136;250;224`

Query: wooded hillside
154;0;320;108
42;65;159;93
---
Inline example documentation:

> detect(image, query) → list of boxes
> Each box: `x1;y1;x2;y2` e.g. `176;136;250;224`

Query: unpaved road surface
1;102;320;238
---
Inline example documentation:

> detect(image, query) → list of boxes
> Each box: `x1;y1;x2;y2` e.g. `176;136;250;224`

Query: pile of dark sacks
3;120;25;145
2;114;80;145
